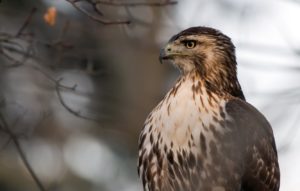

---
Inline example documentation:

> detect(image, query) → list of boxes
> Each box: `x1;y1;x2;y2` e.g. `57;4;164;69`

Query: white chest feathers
143;77;228;150
138;76;235;191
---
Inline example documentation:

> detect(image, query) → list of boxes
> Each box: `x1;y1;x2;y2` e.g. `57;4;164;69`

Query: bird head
160;26;236;74
160;26;244;99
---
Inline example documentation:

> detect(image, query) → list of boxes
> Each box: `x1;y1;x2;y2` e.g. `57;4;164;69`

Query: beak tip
159;57;163;64
159;48;166;64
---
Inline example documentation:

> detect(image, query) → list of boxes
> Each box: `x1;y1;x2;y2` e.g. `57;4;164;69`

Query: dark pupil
187;41;194;47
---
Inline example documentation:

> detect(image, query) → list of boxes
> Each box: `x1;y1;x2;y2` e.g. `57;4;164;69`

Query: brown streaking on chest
138;72;242;191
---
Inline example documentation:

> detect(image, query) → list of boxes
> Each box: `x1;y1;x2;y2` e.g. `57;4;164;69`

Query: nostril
167;48;171;51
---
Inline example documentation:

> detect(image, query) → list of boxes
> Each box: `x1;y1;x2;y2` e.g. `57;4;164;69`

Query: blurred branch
0;8;72;68
0;113;47;191
29;65;101;122
30;65;77;90
93;0;177;7
1;8;102;123
65;0;177;25
66;0;131;25
16;7;37;37
55;80;100;121
0;8;37;67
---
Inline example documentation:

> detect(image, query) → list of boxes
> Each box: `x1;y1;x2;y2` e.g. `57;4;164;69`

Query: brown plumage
138;26;280;191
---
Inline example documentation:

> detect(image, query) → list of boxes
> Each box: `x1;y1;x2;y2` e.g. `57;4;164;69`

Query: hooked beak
159;44;172;64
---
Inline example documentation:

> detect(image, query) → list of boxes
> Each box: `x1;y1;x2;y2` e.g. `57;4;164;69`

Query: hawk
138;26;280;191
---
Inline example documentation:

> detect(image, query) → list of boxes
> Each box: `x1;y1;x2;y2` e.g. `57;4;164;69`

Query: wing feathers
226;99;280;191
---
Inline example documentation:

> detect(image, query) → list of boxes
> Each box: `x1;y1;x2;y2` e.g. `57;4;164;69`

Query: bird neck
182;69;245;100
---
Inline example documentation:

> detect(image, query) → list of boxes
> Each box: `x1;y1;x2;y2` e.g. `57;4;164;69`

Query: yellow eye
184;40;196;49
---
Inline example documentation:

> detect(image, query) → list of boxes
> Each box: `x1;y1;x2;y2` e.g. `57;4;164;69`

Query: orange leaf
44;7;57;26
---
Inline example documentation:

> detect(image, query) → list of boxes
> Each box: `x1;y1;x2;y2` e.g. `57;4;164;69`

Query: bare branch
29;65;77;90
65;0;131;25
0;113;47;191
0;8;37;67
28;65;100;122
16;7;37;37
66;0;177;25
55;82;99;121
94;0;177;7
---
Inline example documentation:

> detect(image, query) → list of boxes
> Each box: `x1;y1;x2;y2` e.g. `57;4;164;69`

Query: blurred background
0;0;299;190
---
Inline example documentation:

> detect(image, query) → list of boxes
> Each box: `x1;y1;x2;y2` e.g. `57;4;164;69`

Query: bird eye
183;40;196;49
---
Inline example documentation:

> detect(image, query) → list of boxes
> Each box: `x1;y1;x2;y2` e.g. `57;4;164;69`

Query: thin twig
0;8;36;67
0;113;47;191
0;49;23;67
16;7;37;37
55;81;100;122
27;65;100;121
0;44;37;67
94;0;177;7
29;65;77;90
65;0;131;25
65;0;177;25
